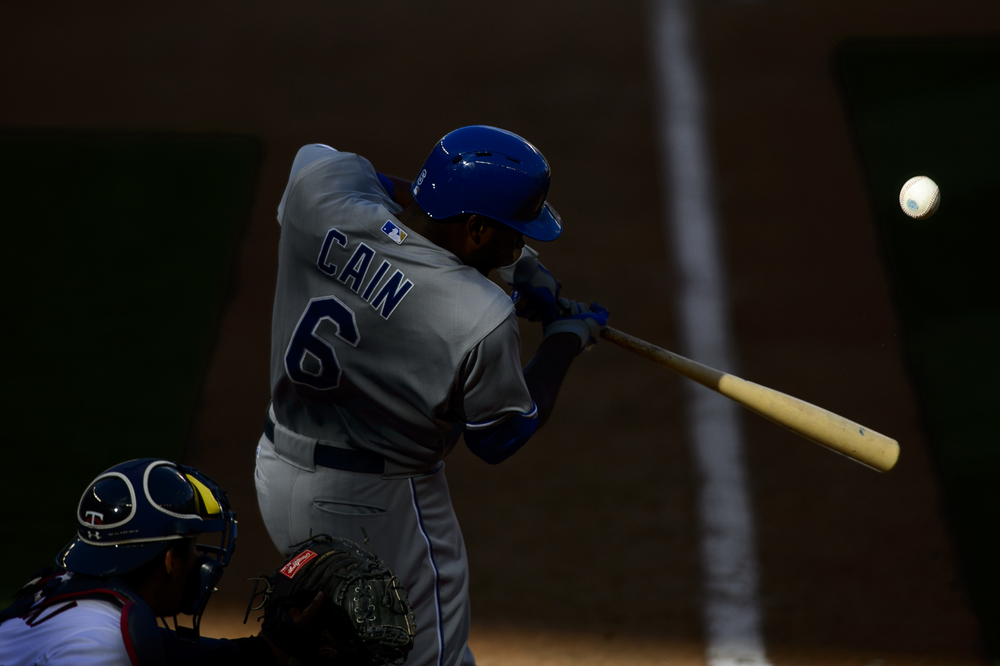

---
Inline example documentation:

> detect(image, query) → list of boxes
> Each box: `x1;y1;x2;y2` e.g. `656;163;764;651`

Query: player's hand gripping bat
600;327;900;472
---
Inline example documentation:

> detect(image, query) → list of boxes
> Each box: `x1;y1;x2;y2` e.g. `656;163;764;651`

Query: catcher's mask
411;125;563;242
57;458;237;635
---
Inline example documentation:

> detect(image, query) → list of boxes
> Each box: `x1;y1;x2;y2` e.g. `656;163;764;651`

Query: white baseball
899;176;940;219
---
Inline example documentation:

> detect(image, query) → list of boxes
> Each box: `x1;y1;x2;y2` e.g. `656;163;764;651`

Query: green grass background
0;133;260;603
838;39;1000;660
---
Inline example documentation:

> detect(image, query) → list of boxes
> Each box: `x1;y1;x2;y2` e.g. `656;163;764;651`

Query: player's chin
472;249;515;276
484;254;517;278
500;240;523;266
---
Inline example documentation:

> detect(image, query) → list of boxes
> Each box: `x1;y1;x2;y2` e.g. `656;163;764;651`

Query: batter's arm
522;331;581;427
461;332;577;464
378;174;415;208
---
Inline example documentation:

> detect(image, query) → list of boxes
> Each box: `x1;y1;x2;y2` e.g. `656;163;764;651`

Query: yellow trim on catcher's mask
186;474;222;516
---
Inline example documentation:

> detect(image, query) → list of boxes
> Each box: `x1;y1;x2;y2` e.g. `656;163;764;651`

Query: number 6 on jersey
284;296;360;390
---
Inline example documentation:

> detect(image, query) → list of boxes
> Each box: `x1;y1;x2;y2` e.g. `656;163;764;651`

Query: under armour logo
87;530;101;540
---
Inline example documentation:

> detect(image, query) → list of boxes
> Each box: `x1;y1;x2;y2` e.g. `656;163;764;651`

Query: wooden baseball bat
600;326;900;472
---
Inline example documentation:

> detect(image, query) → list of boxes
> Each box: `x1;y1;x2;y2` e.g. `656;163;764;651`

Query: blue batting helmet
411;126;563;242
57;459;237;621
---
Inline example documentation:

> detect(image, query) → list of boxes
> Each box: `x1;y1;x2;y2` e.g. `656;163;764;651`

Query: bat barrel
599;327;900;472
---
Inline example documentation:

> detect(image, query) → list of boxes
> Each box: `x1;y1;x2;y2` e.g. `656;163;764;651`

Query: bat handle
600;327;724;388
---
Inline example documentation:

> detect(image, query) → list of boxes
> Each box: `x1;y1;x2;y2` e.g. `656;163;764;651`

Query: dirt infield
2;0;997;662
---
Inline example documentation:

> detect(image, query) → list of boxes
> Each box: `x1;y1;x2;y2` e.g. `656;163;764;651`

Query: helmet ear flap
179;553;224;616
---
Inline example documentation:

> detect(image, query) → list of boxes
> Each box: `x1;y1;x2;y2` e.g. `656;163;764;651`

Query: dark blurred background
2;2;998;664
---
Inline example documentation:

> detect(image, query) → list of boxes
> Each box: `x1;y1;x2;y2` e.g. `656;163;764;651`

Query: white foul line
650;1;772;664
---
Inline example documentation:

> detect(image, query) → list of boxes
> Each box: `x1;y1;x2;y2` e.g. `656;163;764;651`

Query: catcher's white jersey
0;597;132;666
270;146;534;473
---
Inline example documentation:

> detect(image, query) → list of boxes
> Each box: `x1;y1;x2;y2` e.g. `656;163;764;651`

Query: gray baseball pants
254;430;476;666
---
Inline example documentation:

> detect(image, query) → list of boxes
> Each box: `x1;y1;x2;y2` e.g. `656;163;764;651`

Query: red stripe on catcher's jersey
24;601;78;627
120;600;140;666
45;588;130;607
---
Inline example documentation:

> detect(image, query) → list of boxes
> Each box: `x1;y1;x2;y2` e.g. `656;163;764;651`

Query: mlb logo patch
279;549;318;579
382;220;407;245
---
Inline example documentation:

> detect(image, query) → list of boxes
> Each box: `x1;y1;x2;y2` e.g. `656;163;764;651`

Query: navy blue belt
265;412;385;475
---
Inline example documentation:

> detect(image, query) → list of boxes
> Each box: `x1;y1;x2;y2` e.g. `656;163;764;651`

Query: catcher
0;458;415;666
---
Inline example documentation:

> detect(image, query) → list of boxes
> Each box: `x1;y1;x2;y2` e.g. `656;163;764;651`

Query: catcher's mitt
246;534;416;665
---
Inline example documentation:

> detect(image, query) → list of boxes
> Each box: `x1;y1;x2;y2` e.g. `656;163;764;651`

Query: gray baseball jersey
270;146;535;474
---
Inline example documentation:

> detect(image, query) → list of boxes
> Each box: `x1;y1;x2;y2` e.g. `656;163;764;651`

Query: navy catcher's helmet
411;125;563;242
57;459;237;622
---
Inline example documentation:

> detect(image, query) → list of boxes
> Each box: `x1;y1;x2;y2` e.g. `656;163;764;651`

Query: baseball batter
254;126;608;666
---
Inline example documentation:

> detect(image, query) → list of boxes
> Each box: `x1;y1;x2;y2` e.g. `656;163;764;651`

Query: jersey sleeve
277;143;338;225
36;601;134;666
46;631;133;666
458;311;536;428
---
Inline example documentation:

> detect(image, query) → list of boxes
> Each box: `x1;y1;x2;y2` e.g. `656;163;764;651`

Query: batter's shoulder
429;267;515;349
290;151;396;211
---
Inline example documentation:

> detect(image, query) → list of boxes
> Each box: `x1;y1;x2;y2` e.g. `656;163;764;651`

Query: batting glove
543;298;610;352
497;245;561;323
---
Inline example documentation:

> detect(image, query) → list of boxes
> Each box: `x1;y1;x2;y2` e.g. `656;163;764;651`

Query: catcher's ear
164;540;197;578
164;549;179;576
